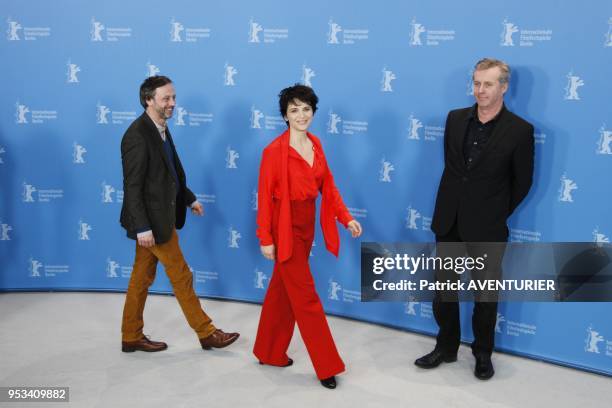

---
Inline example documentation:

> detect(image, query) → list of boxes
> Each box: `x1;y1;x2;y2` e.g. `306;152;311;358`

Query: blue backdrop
1;0;611;376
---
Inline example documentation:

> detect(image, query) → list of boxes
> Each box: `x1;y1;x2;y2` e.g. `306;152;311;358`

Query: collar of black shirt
469;103;506;125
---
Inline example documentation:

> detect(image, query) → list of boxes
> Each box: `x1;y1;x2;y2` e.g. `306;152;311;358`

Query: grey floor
0;292;610;408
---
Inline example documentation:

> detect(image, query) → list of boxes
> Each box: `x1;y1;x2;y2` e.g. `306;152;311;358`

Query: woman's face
284;99;313;132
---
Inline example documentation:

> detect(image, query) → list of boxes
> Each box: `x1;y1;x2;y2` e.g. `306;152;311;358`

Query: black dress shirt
463;105;506;169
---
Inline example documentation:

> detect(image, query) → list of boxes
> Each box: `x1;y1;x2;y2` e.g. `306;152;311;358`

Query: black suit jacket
120;113;196;243
431;105;534;242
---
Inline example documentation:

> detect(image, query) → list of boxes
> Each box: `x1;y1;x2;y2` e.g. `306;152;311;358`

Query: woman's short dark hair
278;84;318;123
139;75;173;109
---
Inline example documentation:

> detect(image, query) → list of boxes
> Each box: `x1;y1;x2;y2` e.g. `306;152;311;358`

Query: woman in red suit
253;85;362;389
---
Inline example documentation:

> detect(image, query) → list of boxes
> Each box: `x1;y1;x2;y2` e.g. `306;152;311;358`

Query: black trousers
432;221;507;357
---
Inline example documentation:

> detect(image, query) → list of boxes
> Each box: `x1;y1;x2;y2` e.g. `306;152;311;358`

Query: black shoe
414;349;457;369
474;355;494;380
259;358;293;367
320;376;336;389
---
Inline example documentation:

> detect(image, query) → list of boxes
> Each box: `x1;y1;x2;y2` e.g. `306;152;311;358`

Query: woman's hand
260;244;275;261
347;220;363;238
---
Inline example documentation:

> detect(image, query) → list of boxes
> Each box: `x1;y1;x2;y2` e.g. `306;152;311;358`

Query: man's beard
156;105;173;120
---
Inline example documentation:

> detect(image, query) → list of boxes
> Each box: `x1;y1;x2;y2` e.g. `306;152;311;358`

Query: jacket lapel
277;130;294;263
456;107;473;170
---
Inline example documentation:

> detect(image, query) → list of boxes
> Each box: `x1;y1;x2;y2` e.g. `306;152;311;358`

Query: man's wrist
136;230;152;238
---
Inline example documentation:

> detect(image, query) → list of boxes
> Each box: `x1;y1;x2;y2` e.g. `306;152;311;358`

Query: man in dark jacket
120;76;239;352
415;59;534;379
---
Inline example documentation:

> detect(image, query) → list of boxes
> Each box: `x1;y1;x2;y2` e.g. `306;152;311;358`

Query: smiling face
146;83;176;123
473;66;508;111
284;99;314;133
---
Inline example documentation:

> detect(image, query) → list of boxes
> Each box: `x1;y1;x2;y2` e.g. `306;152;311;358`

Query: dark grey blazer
120;113;196;243
431;105;535;241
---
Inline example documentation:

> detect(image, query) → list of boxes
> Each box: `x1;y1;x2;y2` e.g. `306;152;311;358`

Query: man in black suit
415;59;534;379
120;76;239;352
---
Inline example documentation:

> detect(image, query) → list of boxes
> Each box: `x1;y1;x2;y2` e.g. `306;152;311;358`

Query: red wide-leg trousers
253;199;345;380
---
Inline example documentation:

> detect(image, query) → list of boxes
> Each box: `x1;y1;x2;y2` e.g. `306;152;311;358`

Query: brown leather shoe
122;335;168;352
199;329;240;350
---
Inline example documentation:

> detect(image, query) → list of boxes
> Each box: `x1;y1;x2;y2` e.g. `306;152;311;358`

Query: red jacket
256;130;353;263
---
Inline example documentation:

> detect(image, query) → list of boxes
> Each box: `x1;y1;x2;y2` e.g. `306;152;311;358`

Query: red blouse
256;130;353;263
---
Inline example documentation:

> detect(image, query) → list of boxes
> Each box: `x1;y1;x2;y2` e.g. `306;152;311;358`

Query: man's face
147;83;176;121
473;67;507;110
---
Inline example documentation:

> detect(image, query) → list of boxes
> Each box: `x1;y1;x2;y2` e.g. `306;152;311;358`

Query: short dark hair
278;84;318;124
139;75;173;109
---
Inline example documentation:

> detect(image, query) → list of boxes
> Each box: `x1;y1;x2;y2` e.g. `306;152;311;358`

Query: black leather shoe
474;355;494;380
320;376;336;389
414;349;457;368
259;358;293;367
